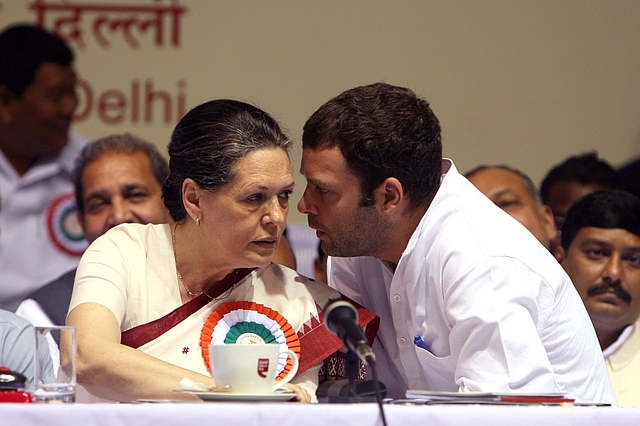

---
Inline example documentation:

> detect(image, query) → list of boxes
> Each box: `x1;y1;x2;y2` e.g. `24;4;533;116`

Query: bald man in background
466;165;557;251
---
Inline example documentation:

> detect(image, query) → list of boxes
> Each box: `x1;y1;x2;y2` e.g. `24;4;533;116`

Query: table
4;402;640;426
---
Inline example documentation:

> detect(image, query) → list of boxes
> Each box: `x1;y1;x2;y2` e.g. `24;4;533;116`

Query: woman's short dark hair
163;99;292;221
561;189;640;251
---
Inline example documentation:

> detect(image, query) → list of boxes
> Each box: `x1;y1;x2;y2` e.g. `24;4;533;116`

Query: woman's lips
254;240;277;250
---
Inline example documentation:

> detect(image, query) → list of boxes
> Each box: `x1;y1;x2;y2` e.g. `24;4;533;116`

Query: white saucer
189;390;295;402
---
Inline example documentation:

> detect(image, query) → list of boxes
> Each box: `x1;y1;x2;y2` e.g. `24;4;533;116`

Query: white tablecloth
3;402;640;426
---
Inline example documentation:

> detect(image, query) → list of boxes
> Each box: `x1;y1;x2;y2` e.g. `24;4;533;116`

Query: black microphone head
323;299;358;335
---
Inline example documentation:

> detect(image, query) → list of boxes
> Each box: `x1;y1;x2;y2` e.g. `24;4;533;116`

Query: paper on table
404;390;574;404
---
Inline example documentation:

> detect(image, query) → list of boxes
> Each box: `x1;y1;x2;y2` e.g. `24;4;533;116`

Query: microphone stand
343;349;390;426
345;349;359;398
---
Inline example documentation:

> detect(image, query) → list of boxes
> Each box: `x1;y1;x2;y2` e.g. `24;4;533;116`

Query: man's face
468;167;556;249
298;144;390;258
79;151;169;243
561;226;640;333
2;62;78;156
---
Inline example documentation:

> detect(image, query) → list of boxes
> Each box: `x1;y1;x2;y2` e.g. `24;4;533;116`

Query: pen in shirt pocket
414;334;427;349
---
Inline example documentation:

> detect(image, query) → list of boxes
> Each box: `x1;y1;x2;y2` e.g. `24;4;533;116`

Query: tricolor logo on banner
47;193;88;256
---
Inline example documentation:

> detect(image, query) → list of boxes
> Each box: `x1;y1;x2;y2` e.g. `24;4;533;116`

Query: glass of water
34;326;76;403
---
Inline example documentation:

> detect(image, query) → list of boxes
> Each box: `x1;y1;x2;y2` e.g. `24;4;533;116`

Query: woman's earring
195;217;200;227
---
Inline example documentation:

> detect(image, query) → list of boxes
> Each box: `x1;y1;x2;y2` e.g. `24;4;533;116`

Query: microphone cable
369;360;388;426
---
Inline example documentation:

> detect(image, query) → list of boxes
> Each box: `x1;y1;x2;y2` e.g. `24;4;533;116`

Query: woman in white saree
67;100;377;403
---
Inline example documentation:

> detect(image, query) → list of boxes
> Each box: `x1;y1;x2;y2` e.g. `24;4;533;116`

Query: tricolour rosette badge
200;301;301;380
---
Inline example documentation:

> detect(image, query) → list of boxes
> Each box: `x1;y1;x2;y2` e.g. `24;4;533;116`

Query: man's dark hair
302;82;442;210
561;189;640;251
540;152;620;204
0;24;74;97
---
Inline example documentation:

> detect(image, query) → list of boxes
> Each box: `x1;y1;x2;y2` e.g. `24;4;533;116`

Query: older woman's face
199;147;294;269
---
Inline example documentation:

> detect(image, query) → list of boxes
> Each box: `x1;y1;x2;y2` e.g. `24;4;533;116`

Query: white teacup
209;343;299;394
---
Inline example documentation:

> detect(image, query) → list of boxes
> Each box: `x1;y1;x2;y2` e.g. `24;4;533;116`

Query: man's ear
377;177;404;215
182;178;203;221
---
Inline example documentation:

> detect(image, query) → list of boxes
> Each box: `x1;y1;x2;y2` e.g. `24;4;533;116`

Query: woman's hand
282;382;311;402
68;303;215;402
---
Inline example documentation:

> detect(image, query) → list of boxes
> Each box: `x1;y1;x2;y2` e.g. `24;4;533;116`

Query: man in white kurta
298;83;615;405
328;160;615;403
0;25;87;311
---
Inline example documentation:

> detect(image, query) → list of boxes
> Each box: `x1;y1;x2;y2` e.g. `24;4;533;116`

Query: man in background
16;134;170;326
618;157;640;199
540;152;619;232
466;165;557;251
0;24;86;311
557;189;640;406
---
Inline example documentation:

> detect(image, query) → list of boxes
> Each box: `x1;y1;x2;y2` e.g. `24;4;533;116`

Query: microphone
323;299;376;367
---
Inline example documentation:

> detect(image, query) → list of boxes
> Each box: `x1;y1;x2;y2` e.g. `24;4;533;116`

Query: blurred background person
540;152;620;233
16;134;170;327
618;157;640;199
556;189;640;406
0;24;86;311
466;165;557;251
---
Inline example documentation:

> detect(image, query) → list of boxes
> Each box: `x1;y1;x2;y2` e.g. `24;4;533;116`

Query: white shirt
328;159;616;404
0;132;87;311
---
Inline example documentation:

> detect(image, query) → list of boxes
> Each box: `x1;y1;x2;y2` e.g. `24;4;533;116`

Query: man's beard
312;205;391;259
